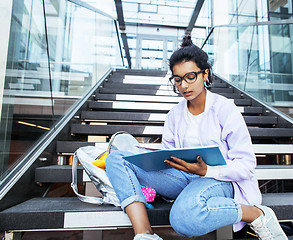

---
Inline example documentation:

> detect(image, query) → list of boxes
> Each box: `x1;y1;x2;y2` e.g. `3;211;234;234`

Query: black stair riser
35;165;84;183
56;142;95;153
88;102;263;114
114;69;167;76
99;87;234;94
98;88;242;99
103;82;228;89
71;124;292;138
94;94;251;106
35;165;293;183
81;111;277;125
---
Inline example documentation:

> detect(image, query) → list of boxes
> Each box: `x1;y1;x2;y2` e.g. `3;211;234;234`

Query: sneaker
133;233;163;240
249;205;288;240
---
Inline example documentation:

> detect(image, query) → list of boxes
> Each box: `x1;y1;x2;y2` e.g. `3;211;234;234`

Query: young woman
106;36;288;240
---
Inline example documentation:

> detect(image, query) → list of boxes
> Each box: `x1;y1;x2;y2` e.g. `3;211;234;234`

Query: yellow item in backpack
92;151;108;170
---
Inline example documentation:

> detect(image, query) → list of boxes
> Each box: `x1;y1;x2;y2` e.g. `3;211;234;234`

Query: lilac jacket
162;90;262;231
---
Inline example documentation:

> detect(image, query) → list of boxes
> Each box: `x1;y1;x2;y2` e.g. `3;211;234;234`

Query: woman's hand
164;156;207;176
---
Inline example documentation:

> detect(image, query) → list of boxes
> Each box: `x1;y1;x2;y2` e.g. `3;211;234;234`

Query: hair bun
181;35;193;47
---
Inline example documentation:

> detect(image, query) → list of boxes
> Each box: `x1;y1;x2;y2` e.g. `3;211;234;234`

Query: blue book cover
123;145;226;172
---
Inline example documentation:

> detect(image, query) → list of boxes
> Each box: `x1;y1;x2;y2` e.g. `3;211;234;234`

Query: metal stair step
250;128;293;138
56;142;293;155
97;93;183;103
114;69;167;76
81;111;276;126
108;75;225;84
99;87;234;94
0;197;170;231
1;194;292;231
56;141;96;154
56;141;162;155
71;124;291;138
107;76;169;85
71;124;163;136
95;94;252;106
99;88;242;98
103;82;228;89
88;101;263;114
34;164;293;183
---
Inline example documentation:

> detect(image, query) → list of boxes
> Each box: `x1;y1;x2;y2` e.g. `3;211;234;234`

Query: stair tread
95;93;252;105
88;101;263;114
99;87;234;95
0;197;170;231
81;111;276;125
103;82;228;89
71;124;292;138
35;164;293;183
1;193;292;231
56;141;293;154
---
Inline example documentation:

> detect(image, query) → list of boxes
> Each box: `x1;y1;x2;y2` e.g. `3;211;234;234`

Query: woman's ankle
135;229;153;235
241;205;263;223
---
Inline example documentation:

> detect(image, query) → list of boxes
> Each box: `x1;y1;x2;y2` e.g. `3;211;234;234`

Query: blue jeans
106;151;242;237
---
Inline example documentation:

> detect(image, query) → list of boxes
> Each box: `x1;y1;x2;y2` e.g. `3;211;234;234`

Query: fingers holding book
164;155;207;176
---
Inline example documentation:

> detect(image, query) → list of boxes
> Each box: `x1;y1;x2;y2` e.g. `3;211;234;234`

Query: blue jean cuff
120;195;147;211
235;204;243;223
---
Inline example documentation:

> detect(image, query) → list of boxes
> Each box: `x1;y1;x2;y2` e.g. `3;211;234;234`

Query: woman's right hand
164;155;207;176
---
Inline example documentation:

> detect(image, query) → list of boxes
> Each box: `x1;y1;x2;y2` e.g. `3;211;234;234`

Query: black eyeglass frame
169;69;206;86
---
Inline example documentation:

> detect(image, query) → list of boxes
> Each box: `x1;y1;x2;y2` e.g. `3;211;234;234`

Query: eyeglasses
169;70;205;86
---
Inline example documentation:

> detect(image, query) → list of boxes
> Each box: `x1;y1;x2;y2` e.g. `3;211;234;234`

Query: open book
123;145;226;172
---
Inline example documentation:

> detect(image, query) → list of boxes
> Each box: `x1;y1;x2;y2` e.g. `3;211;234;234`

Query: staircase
1;69;293;239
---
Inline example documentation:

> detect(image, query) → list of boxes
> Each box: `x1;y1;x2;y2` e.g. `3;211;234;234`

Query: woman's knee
169;196;209;237
105;150;127;171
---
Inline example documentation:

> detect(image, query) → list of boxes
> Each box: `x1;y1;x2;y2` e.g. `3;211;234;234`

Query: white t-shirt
183;109;204;148
182;92;223;179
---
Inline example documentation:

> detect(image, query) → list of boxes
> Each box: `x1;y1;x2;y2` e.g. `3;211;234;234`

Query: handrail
0;68;113;200
215;18;293;27
42;0;55;129
201;27;214;49
201;19;293;49
201;19;293;124
214;73;293;126
114;20;125;67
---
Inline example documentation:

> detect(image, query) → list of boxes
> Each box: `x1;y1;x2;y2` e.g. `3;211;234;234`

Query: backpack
71;131;144;206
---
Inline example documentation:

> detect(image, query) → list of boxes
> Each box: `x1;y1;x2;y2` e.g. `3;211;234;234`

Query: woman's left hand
164;156;207;176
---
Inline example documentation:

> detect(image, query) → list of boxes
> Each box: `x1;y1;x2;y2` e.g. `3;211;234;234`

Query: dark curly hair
169;36;213;86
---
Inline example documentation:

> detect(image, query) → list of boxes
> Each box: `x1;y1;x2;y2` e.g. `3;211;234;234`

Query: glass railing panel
45;0;121;119
0;0;53;180
202;22;293;120
0;0;123;185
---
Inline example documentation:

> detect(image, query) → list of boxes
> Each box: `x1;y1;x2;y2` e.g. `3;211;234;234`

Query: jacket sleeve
162;109;176;149
204;101;256;182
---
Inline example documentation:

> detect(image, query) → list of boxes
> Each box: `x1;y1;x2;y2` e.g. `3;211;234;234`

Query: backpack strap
71;150;121;206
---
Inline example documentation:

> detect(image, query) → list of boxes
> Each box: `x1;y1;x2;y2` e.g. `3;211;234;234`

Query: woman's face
172;60;209;102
